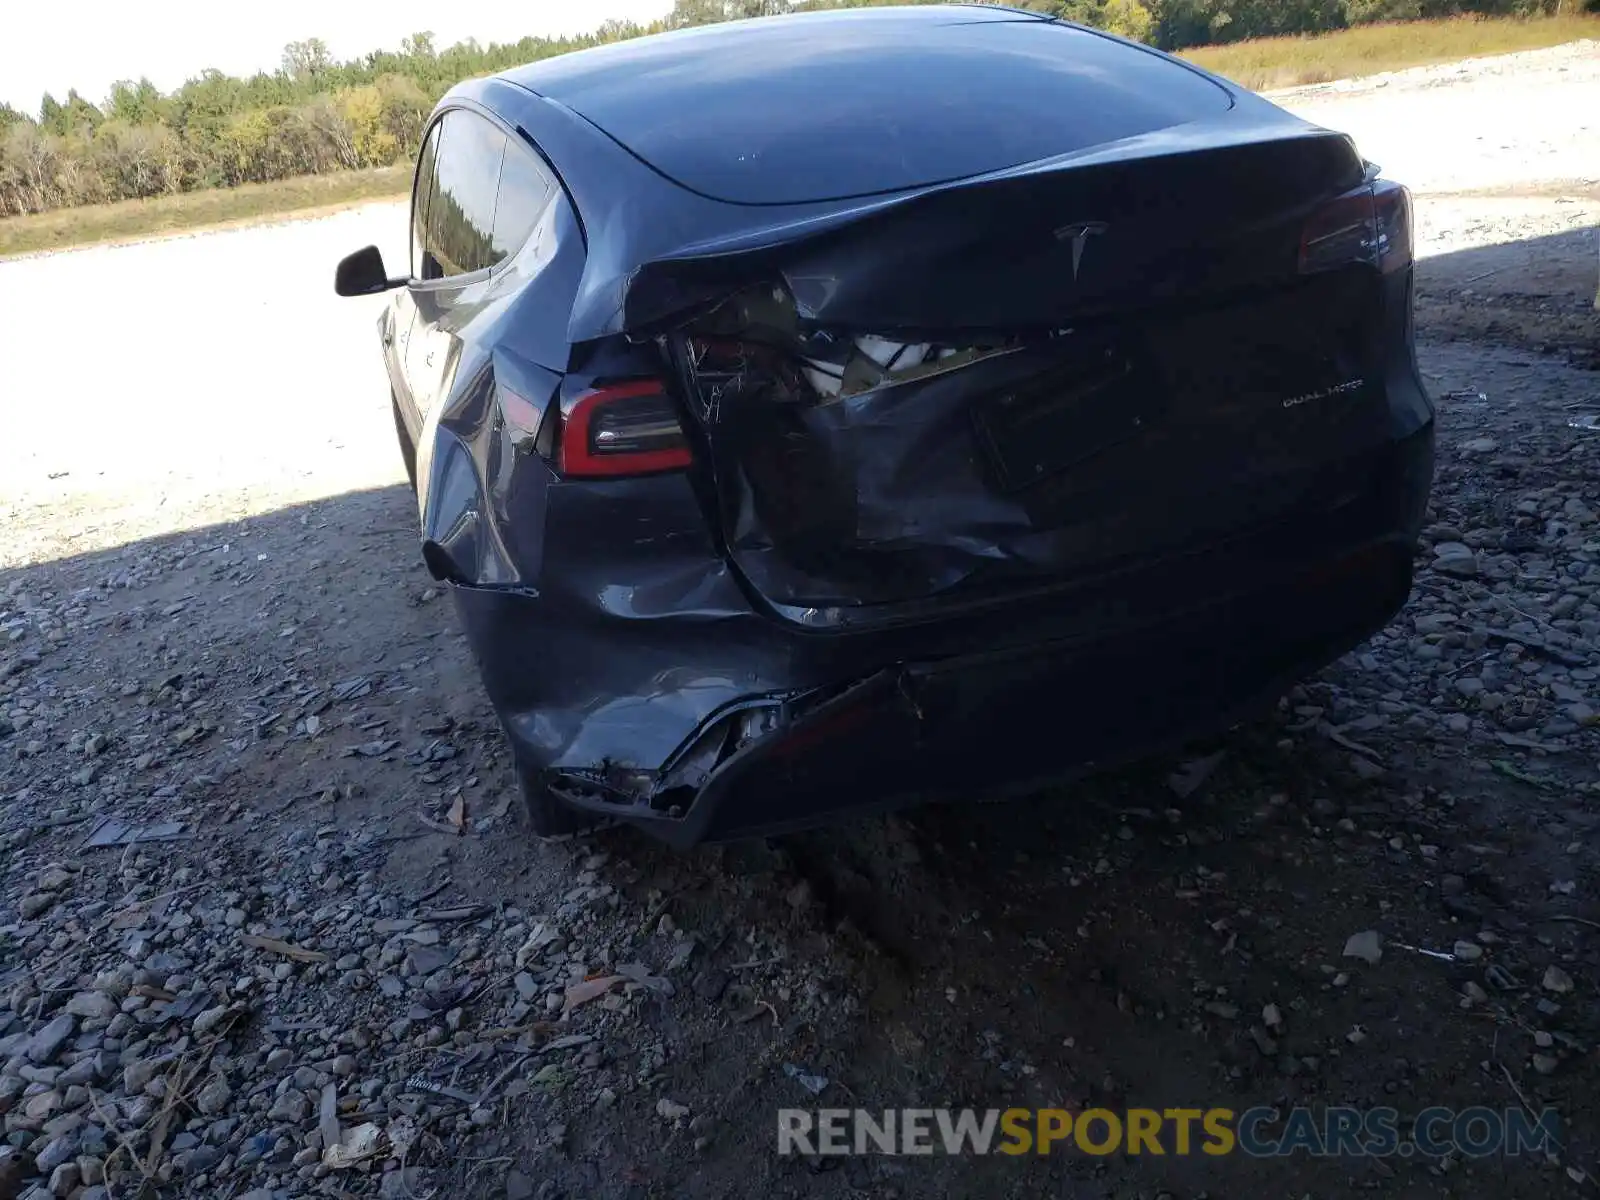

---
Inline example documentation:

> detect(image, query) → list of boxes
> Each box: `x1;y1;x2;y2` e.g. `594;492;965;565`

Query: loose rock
1343;931;1383;965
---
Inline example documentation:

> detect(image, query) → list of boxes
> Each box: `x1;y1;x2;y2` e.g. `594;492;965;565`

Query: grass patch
1182;13;1600;91
0;166;410;259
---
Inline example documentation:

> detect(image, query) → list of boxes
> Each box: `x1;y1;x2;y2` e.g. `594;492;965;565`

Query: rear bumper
683;538;1415;845
452;418;1433;847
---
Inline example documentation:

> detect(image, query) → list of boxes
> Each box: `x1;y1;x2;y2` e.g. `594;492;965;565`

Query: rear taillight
558;380;692;478
1299;179;1412;276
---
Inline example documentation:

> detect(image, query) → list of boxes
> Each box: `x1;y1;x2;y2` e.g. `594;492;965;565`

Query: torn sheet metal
667;262;1395;617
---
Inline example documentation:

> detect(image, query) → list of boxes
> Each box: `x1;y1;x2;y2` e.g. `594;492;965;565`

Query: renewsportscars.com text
777;1106;1562;1159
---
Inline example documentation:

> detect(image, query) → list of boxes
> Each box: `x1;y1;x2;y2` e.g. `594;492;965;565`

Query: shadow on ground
1416;221;1598;367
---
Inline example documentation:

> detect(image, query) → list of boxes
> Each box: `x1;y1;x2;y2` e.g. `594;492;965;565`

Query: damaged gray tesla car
334;4;1435;845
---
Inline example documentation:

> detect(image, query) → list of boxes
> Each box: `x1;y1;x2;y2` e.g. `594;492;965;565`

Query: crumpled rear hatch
657;131;1409;629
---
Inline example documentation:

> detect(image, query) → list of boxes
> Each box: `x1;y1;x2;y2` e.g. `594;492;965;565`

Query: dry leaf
448;793;466;833
563;974;626;1012
241;933;328;963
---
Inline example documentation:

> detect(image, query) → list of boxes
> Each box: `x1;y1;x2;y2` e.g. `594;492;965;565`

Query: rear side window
410;123;441;278
492;143;558;264
423;110;507;279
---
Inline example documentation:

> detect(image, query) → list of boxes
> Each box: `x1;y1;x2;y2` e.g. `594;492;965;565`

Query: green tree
38;93;64;134
105;78;165;126
282;38;333;81
1100;0;1157;39
400;31;437;59
667;0;793;27
4;0;1593;223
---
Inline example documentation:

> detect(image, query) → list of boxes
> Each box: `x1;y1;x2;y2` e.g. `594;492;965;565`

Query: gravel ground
1;42;1597;1200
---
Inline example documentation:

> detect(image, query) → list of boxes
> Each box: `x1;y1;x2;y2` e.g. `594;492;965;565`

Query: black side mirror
335;245;406;297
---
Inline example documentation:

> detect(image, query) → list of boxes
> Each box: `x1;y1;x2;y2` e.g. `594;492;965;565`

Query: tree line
0;0;1586;219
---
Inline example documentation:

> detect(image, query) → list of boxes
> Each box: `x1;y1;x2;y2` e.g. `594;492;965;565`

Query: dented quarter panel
412;168;588;585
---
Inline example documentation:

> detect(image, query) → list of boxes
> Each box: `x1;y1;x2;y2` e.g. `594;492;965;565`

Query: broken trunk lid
615;131;1385;624
620;128;1366;339
671;273;1389;622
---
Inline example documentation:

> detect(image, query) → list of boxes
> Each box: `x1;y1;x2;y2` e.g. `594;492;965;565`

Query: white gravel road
1274;39;1598;196
0;40;1595;568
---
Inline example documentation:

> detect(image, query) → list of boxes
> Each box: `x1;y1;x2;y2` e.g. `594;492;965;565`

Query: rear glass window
424;110;507;277
529;16;1232;205
410;122;441;278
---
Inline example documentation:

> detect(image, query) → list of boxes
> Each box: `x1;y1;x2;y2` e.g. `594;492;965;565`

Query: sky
0;0;676;113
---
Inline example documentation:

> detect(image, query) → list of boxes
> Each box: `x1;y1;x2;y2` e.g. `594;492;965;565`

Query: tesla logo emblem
1054;221;1108;280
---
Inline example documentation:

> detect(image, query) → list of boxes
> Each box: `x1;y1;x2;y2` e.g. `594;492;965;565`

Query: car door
402;109;508;436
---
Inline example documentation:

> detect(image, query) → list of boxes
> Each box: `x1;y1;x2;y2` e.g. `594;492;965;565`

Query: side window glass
425;110;507;278
410;122;442;279
491;142;558;266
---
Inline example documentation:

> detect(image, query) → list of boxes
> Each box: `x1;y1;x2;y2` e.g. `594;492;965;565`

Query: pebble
1542;965;1574;994
47;1162;80;1197
24;1016;76;1065
1433;543;1479;577
196;1077;232;1116
192;1005;231;1036
20;893;58;920
34;1134;78;1174
268;1091;309;1123
1343;930;1383;965
59;1055;101;1088
123;1059;159;1093
63;993;117;1021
